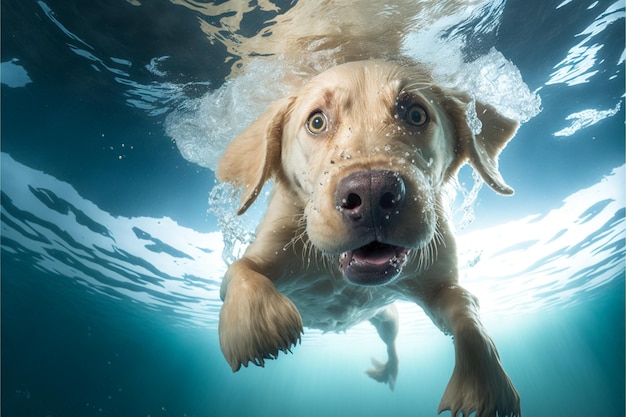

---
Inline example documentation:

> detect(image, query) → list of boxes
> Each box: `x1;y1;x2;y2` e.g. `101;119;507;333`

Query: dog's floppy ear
443;92;519;195
217;97;294;214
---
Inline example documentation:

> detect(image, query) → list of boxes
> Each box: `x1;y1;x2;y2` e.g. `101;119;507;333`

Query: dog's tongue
339;241;408;286
352;242;397;265
340;242;399;270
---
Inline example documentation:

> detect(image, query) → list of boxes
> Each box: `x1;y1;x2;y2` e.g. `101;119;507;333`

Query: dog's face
281;62;458;284
218;61;518;286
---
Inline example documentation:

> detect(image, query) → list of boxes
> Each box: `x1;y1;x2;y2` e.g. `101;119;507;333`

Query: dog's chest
276;272;398;332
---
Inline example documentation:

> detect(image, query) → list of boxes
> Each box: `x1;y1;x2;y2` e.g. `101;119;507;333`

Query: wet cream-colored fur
216;61;521;417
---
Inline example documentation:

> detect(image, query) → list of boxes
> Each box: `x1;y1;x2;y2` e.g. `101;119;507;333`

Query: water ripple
1;153;224;328
2;153;624;338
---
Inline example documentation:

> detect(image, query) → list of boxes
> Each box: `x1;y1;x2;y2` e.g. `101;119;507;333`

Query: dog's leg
219;258;303;372
423;284;521;417
366;304;399;390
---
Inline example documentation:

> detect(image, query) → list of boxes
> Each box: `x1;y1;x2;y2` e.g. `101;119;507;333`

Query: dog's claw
438;328;521;417
437;370;521;417
219;273;303;372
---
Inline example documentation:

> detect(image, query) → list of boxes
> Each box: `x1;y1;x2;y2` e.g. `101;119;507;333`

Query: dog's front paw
438;328;521;417
219;275;303;372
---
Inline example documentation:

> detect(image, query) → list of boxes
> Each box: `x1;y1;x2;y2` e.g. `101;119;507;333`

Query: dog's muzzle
335;170;410;285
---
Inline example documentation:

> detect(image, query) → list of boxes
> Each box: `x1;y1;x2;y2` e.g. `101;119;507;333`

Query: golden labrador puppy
217;60;521;417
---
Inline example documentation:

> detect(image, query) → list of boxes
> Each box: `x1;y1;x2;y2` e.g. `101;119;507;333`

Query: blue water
2;0;624;416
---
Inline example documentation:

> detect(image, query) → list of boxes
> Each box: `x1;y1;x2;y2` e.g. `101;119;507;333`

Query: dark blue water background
2;0;624;416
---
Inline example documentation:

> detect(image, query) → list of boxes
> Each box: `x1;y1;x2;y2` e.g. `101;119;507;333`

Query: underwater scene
2;0;624;416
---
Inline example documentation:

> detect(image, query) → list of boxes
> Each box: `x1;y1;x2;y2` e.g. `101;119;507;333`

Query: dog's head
218;60;518;286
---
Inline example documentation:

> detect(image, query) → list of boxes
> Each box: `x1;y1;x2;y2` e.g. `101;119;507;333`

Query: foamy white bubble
167;4;541;172
403;29;541;123
165;59;290;171
168;49;540;173
445;49;542;123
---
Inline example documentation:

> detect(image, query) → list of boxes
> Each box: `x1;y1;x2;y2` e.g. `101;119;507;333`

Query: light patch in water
553;101;622;137
1;152;225;327
1;59;32;88
459;164;625;319
556;0;574;9
116;77;205;117
547;1;625;86
145;56;170;77
37;0;93;51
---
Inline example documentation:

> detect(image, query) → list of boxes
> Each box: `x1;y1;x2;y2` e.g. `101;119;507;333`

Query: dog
216;59;521;417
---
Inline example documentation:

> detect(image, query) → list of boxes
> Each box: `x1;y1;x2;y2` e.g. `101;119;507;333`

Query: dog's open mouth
339;241;409;286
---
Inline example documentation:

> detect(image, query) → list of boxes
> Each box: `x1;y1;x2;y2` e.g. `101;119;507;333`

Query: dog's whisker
282;213;310;256
289;224;326;271
319;250;334;272
408;223;444;274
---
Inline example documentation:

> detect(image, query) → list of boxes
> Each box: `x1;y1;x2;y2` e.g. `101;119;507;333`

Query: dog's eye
306;111;328;135
406;104;428;127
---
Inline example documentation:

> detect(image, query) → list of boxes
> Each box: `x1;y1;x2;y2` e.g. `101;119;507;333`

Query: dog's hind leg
366;304;399;390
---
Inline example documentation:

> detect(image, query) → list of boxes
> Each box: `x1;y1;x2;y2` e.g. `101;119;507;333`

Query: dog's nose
336;170;406;226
